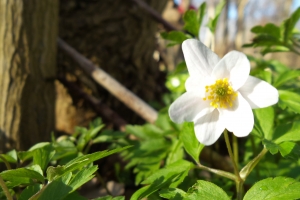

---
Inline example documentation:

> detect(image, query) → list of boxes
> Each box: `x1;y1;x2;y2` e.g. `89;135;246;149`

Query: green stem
197;163;236;181
224;130;243;200
240;148;268;180
232;135;239;165
224;130;239;177
0;175;13;200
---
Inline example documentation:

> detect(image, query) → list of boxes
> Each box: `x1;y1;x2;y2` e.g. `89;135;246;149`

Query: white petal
212;51;250;90
185;76;214;97
182;39;220;78
219;93;254;137
194;109;225;146
169;92;211;124
239;76;279;108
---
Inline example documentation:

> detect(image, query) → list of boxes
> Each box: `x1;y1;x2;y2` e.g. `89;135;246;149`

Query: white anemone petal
219;93;254;137
212;51;250;90
194;109;225;146
239;76;279;108
182;39;220;78
169;92;211;124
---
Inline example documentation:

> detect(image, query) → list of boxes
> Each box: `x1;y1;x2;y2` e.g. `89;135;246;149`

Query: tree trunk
0;0;58;152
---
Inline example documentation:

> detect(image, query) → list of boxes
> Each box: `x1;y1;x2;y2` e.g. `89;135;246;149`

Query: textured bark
0;0;58;151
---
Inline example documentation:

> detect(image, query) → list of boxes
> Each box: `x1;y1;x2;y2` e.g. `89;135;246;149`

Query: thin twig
131;0;178;31
57;38;158;123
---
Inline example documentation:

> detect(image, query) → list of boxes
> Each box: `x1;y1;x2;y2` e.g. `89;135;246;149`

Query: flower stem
224;130;243;200
0;175;13;200
197;163;236;181
240;148;268;180
232;135;239;165
224;130;239;176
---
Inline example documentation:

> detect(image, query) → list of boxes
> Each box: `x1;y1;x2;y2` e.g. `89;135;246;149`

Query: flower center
203;78;237;108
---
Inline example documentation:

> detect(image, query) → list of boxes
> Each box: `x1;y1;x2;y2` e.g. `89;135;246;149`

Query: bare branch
57;38;158;123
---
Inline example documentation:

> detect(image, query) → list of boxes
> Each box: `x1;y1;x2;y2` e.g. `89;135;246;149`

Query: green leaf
278;90;300;113
278;141;300;159
273;70;300;87
197;2;207;31
63;191;87;200
273;121;300;143
33;144;55;172
19;184;42;200
263;139;300;160
251;23;281;38
244;177;300;200
183;180;230;200
30;176;73;200
47;146;131;181
68;165;98;192
166;140;184;165
161;31;190;46
207;0;226;33
159;188;186;199
0;168;45;188
180;122;203;163
183;10;199;36
283;7;300;42
131;160;192;200
252;107;274;140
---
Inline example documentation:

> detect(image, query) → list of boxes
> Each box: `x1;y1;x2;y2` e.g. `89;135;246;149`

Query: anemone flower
169;39;278;145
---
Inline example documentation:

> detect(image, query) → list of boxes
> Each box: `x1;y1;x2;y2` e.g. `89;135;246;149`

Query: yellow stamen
203;78;238;109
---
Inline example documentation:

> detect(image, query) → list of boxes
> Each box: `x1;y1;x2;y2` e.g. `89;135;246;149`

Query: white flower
169;39;278;146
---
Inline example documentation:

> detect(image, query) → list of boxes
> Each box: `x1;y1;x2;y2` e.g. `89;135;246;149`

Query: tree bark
0;0;58;151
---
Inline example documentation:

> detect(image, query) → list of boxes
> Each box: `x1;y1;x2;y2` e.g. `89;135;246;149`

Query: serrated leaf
47;146;130;181
33;144;55;172
159;188;186;199
283;7;300;42
263;139;300;160
273;121;300;143
181;122;204;163
183;10;199;36
141;159;192;185
278;141;300;159
131;160;192;200
273;70;300;87
166;140;184;165
183;180;230;200
0;168;45;188
244;177;300;200
251;23;281;38
68;165;98;192
278;90;300;113
252;107;274;140
29;176;73;200
161;31;190;46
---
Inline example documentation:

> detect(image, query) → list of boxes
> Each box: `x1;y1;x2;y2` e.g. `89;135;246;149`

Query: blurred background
0;0;299;153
